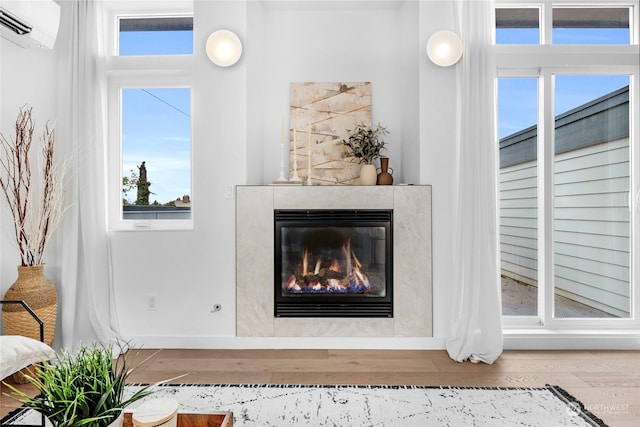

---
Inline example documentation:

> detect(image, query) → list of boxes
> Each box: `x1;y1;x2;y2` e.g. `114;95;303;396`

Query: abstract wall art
290;82;371;185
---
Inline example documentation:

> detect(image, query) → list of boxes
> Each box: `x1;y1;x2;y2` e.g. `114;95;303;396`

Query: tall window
106;9;194;230
496;2;638;328
498;77;539;316
120;87;191;219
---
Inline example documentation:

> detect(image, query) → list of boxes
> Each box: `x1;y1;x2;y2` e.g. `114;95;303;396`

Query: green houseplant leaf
3;342;173;427
342;122;389;165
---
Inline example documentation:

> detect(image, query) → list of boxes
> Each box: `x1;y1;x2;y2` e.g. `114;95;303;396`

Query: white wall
418;1;458;342
1;0;461;349
249;1;415;184
110;0;248;341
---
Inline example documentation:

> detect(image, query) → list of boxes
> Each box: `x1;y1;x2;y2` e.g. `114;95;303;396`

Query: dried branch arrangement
0;106;66;266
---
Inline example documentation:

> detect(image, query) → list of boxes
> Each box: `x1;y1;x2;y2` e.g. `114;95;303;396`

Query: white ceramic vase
107;413;124;427
359;164;377;185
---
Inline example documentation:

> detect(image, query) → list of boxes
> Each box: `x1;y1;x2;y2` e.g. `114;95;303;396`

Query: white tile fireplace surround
236;185;432;338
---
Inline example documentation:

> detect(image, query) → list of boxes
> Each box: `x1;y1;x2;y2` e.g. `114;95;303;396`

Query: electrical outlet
225;185;234;199
147;295;157;311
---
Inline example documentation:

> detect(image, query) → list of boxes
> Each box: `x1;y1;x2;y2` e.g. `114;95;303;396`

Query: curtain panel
446;0;503;364
58;0;120;350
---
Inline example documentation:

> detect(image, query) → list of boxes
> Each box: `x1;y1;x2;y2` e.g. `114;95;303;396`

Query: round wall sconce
206;30;242;67
426;30;464;67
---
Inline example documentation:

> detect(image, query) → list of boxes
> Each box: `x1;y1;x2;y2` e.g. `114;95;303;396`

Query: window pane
553;8;630;44
122;88;191;220
498;78;539;316
119;17;193;55
553;75;630;318
496;8;539;44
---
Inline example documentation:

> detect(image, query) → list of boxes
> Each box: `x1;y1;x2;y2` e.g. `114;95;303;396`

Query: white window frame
496;0;640;332
104;3;195;231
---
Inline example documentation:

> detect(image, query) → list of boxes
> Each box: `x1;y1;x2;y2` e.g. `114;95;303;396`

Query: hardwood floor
2;349;639;426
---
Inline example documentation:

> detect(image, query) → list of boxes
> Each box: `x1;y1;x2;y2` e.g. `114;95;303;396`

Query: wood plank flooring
2;349;638;426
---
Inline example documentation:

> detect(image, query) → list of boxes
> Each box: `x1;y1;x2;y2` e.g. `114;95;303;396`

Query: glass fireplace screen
274;210;393;317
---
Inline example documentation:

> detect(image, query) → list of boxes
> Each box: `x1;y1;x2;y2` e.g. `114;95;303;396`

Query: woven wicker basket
2;265;57;383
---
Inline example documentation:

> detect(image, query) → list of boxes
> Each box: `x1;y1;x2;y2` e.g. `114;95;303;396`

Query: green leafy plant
342;122;389;165
4;342;166;427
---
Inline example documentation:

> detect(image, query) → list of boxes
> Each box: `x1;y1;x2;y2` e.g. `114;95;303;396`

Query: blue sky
496;28;630;45
119;31;193;56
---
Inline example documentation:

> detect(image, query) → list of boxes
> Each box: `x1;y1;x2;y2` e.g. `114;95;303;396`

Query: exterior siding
499;87;630;317
554;137;630;317
500;161;538;286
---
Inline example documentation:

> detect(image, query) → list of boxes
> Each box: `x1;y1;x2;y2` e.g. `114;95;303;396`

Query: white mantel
236;185;432;338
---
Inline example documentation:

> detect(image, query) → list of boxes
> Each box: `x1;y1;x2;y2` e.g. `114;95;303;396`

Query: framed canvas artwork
289;82;371;185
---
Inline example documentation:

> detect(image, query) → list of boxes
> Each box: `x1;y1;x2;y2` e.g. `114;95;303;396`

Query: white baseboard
121;332;639;351
122;335;448;350
504;330;640;350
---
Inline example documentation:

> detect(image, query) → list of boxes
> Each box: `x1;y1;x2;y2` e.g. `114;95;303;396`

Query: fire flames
285;239;373;294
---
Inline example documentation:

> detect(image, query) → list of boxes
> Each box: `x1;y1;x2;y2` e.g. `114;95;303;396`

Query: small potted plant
342;122;389;185
4;342;163;427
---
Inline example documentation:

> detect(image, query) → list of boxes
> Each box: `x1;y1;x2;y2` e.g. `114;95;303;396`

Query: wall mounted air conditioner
0;0;60;49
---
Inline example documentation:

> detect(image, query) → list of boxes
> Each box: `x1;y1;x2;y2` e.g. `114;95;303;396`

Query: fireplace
274;209;393;318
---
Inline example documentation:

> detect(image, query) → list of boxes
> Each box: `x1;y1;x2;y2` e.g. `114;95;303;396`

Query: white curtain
58;0;120;350
446;0;503;364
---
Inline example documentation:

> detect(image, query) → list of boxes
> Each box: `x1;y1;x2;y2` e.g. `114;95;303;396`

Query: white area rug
2;384;607;427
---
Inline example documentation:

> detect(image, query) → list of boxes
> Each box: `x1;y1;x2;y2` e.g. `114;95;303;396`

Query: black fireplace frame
274;209;393;318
